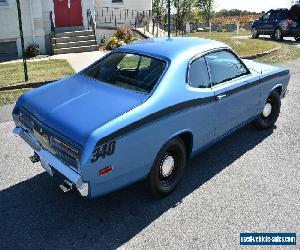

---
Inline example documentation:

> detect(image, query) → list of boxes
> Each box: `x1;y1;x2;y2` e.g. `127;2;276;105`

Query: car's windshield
83;52;166;93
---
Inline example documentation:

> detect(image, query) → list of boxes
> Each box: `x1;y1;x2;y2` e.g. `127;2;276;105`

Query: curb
241;45;281;60
0;80;54;92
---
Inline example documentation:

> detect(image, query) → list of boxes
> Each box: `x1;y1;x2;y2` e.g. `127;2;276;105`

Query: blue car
252;5;300;41
12;37;290;198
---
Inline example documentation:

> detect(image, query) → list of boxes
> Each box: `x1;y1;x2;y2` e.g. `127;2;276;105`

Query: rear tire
147;138;186;197
274;28;283;41
251;28;259;38
295;36;300;42
253;91;281;130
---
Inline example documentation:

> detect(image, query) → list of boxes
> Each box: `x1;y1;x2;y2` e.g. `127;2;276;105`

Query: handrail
50;11;55;36
87;9;96;38
94;7;168;38
50;11;56;53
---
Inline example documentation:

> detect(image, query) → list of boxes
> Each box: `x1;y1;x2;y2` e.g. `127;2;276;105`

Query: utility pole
16;0;28;81
167;0;171;37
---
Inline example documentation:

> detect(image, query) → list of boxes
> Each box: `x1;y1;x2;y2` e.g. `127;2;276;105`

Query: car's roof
118;37;230;61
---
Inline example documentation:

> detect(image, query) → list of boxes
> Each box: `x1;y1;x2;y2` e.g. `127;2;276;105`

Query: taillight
99;165;113;176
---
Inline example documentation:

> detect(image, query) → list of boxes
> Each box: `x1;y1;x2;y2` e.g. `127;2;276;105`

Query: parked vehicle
12;37;290;199
252;4;300;41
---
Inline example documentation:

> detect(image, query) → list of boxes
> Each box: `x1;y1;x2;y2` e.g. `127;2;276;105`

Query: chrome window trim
186;47;251;90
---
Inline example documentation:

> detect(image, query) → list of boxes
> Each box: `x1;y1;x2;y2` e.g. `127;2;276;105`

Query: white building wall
0;0;95;58
95;0;152;11
0;0;46;57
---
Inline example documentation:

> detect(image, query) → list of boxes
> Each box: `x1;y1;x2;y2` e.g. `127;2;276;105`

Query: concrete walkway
0;50;107;73
51;51;107;72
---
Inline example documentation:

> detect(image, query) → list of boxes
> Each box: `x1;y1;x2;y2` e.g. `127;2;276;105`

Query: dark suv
252;4;300;41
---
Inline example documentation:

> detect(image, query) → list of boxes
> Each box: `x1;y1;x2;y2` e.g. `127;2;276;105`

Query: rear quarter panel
259;67;290;110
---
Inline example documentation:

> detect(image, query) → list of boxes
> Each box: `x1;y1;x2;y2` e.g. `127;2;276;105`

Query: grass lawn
0;88;32;106
185;31;277;57
0;59;74;87
185;31;300;63
256;42;300;64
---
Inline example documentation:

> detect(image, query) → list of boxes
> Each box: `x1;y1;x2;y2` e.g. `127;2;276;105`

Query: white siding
95;0;152;12
0;0;95;57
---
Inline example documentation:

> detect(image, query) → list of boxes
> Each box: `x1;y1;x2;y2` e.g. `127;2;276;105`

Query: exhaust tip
59;179;73;193
29;152;40;163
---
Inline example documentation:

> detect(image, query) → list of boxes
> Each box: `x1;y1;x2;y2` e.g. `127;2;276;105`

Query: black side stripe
261;69;289;82
94;70;289;150
95;96;215;149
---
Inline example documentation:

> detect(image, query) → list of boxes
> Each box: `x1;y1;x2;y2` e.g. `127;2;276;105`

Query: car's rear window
83;52;166;93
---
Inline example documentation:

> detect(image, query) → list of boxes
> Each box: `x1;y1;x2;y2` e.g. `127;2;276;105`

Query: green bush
106;36;119;50
25;43;40;58
114;26;133;43
105;27;142;50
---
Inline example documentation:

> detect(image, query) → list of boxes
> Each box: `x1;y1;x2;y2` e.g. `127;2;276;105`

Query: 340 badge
91;141;116;163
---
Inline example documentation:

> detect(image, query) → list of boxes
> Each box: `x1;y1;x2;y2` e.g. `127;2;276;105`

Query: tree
153;0;168;23
173;0;195;34
196;0;214;25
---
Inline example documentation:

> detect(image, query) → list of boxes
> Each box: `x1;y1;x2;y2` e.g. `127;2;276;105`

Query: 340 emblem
91;141;116;163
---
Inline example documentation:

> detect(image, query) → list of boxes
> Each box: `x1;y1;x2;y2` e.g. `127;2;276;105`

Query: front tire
147;138;186;197
295;36;300;42
274;28;283;41
251;28;259;38
253;91;281;130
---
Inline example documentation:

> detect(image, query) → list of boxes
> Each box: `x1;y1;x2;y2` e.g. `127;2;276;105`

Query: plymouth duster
12;37;290;198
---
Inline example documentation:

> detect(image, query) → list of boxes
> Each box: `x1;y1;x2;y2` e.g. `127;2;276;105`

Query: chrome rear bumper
13;127;89;197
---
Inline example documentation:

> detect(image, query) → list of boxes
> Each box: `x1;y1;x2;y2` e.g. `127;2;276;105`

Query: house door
54;0;83;27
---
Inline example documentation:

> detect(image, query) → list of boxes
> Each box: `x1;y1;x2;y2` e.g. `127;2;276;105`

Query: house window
112;0;123;3
0;0;8;6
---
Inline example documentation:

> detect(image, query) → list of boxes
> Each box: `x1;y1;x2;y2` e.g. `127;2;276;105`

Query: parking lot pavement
0;61;299;249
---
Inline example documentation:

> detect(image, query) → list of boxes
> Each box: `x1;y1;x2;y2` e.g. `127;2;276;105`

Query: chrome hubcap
160;155;175;178
263;102;272;117
252;29;257;36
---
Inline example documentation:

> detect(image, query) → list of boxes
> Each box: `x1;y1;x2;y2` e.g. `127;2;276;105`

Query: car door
265;10;279;34
204;50;261;138
187;56;216;150
257;11;272;33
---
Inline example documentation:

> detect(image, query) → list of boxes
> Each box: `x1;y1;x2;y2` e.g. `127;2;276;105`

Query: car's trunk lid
17;74;148;146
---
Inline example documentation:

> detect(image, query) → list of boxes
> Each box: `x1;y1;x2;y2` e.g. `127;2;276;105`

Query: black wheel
270;34;275;39
274;28;283;41
251;28;259;38
253;91;281;130
147;138;186;197
295;36;300;42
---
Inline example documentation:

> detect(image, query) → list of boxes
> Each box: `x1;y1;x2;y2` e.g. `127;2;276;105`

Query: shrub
114;26;133;43
25;42;40;58
106;36;119;50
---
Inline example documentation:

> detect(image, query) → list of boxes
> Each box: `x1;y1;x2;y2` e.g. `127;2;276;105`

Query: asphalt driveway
0;60;299;249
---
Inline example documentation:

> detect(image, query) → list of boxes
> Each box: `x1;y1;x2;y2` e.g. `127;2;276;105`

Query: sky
214;0;293;12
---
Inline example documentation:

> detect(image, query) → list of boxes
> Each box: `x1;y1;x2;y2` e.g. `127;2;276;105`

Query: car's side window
205;50;249;86
262;11;271;20
188;57;211;88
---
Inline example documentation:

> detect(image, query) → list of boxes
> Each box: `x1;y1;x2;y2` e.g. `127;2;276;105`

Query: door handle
217;94;227;101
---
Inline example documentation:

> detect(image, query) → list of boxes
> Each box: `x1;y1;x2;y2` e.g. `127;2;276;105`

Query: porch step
55;30;94;38
53;40;97;49
51;29;98;55
53;45;99;55
52;35;96;44
55;26;84;33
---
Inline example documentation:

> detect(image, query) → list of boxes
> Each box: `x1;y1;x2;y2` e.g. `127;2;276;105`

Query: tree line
152;0;262;34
